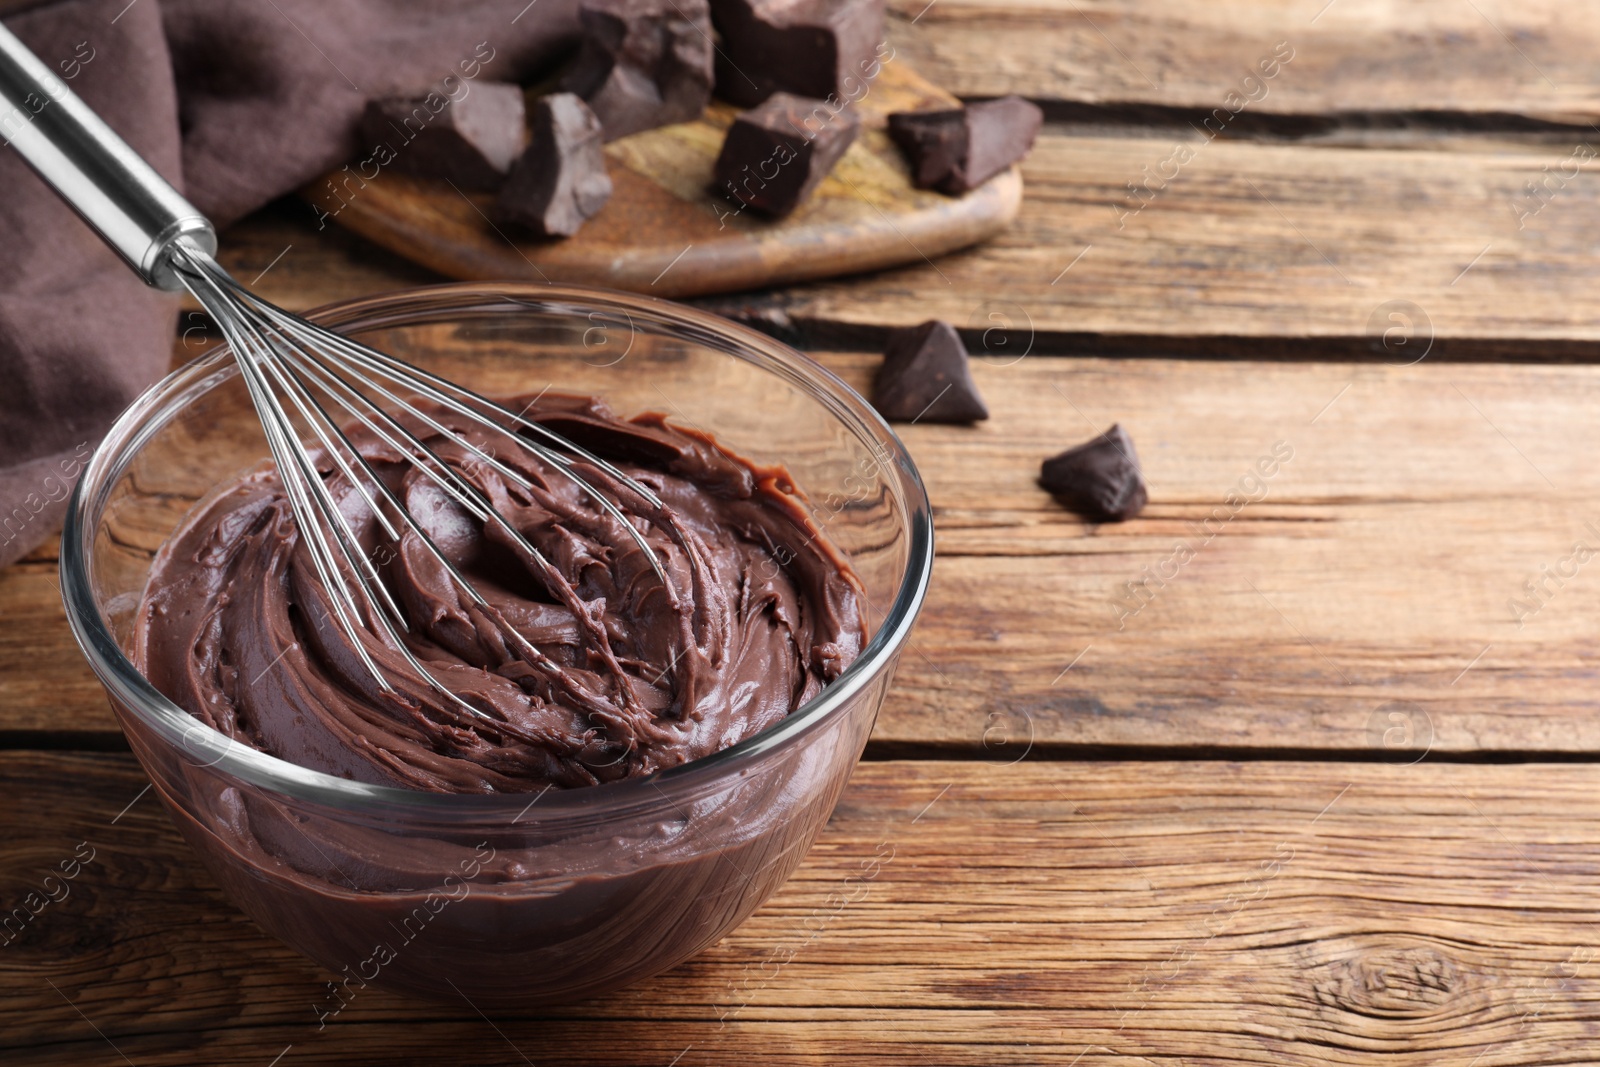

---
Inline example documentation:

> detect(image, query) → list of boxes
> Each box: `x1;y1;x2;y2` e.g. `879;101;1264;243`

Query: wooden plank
0;561;103;741
793;355;1600;758
4;754;1600;1064
10;354;1600;756
701;129;1600;351
224;129;1600;352
886;0;1600;125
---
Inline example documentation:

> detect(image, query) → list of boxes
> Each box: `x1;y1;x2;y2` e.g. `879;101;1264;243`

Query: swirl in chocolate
135;393;864;793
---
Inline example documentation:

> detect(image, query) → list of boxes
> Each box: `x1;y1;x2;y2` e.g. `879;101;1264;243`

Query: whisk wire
165;242;670;720
201;259;668;517
257;336;608;696
251;348;413;630
263;305;674;582
212;293;399;693
182;248;670;591
184;254;562;718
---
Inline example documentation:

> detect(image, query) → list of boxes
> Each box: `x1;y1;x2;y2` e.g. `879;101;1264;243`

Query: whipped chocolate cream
135;392;864;793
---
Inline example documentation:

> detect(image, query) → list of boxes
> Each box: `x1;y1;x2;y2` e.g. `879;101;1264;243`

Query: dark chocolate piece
560;0;714;141
493;93;613;238
360;82;528;191
887;107;963;191
1039;425;1148;522
712;92;859;218
871;320;988;423
887;95;1043;195
710;0;885;108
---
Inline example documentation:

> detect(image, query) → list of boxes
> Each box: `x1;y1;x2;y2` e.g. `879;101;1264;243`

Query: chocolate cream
135;392;864;793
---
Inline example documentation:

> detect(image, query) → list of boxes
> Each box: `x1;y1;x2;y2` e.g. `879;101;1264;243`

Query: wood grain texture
700;129;1600;350
310;61;1020;298
3;754;1599;1065
9;352;1600;758
887;0;1600;124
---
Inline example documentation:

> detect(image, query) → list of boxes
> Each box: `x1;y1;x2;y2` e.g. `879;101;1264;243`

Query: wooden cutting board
301;62;1022;299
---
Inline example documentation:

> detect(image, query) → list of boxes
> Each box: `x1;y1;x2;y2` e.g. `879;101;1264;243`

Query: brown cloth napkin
0;0;577;567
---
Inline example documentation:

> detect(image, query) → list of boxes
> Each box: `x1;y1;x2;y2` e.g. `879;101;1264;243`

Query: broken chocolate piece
1039;425;1147;522
887;95;1043;195
361;82;528;191
493;93;613;238
712;92;859;218
710;0;886;108
871;320;988;423
886;107;963;191
560;0;714;141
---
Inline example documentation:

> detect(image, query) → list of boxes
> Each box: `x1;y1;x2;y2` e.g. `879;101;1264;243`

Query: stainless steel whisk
0;27;668;718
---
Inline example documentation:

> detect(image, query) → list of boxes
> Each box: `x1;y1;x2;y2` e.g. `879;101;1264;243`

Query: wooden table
8;2;1600;1062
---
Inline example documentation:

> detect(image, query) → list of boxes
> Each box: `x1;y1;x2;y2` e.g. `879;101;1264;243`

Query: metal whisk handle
0;23;215;291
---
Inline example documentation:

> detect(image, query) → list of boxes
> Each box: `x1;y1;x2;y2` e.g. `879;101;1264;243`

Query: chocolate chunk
712;92;860;218
887;95;1043;195
493;94;613;238
560;0;714;141
361;83;528;191
710;0;886;108
871;320;988;423
887;108;964;191
1039;425;1148;522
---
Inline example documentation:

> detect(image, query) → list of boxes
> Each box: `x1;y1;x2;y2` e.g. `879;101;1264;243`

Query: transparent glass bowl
59;283;932;1007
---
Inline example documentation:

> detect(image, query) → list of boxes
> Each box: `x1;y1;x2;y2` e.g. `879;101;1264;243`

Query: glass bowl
59;283;933;1008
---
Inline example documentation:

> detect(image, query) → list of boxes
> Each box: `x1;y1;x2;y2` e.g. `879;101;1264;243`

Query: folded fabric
0;0;577;567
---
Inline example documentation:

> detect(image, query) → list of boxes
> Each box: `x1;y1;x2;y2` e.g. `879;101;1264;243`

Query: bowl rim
59;281;935;819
